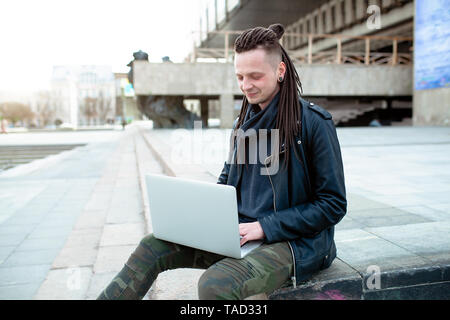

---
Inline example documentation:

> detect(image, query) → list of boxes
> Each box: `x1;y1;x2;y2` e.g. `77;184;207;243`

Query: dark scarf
236;90;280;221
240;91;280;132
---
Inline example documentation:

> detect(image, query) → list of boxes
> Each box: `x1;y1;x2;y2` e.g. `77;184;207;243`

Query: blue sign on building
414;0;450;90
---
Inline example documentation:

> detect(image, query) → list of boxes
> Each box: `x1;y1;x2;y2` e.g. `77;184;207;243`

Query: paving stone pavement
0;127;148;299
0;133;118;299
34;127;152;300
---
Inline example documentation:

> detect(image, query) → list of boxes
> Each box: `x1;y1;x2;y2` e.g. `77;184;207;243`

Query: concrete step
0;144;84;171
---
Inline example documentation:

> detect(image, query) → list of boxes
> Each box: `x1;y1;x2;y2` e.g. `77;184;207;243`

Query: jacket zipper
264;156;297;288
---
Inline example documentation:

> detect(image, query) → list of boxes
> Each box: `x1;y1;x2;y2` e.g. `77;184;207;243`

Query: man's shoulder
299;98;332;121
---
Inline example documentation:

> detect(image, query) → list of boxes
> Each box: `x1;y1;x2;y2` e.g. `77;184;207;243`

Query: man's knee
197;266;241;300
134;233;175;259
138;233;158;247
126;233;170;274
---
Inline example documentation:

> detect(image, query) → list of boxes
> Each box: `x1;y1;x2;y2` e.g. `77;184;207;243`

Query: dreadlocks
233;23;303;170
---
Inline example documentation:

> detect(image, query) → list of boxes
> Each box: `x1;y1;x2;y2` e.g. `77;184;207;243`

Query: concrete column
385;99;392;126
284;26;289;48
291;22;296;47
316;8;323;34
344;0;354;26
306;14;315;34
334;0;344;30
294;22;301;47
325;4;333;33
285;26;292;49
300;19;307;45
219;93;235;128
355;0;366;21
413;89;450;126
199;96;209;128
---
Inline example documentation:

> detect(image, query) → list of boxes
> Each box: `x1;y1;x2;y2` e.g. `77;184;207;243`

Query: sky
0;0;201;93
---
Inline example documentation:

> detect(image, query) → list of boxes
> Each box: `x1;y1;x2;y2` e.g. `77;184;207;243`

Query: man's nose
242;79;253;91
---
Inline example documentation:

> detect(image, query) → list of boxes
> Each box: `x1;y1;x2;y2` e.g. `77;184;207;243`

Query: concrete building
133;0;448;127
51;65;116;128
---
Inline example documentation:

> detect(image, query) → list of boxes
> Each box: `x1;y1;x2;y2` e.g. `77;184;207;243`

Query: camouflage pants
97;233;293;300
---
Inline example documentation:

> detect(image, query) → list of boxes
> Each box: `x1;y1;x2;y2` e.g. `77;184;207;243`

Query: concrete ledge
269;258;362;300
269;260;450;300
138;127;176;178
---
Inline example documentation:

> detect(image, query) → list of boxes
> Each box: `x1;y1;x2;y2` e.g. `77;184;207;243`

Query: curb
134;128;152;235
135;125;175;235
138;127;176;177
269;261;450;300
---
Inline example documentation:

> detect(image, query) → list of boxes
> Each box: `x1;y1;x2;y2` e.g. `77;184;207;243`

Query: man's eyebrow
235;72;264;76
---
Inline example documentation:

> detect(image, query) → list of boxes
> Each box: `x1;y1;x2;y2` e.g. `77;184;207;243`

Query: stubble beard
247;92;268;106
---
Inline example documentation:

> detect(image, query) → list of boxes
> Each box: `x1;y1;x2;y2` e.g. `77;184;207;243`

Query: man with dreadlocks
98;23;346;300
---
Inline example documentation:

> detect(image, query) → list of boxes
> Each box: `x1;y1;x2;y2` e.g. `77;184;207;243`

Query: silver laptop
145;173;263;259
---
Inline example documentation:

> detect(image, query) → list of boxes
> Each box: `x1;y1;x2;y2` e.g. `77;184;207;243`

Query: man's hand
239;222;265;246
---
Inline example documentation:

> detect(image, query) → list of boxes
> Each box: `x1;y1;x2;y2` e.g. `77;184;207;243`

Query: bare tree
0;102;35;126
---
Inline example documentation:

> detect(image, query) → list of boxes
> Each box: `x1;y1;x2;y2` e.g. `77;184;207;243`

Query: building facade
50;65;116;127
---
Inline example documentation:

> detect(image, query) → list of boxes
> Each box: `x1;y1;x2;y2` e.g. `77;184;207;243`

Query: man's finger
239;224;247;236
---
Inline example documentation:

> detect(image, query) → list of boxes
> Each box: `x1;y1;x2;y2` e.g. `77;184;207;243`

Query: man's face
234;48;283;109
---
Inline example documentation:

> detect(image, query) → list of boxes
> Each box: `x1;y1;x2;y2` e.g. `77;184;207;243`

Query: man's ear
278;61;286;77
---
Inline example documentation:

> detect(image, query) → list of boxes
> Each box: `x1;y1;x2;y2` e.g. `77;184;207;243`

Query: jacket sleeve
258;116;347;243
217;161;230;185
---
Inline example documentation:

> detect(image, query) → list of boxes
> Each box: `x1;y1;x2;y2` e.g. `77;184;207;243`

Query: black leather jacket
217;97;347;285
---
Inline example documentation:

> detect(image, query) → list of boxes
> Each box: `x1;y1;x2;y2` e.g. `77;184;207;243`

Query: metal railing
190;30;413;66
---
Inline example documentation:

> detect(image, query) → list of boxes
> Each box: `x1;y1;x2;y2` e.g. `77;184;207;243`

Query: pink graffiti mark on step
314;289;347;300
